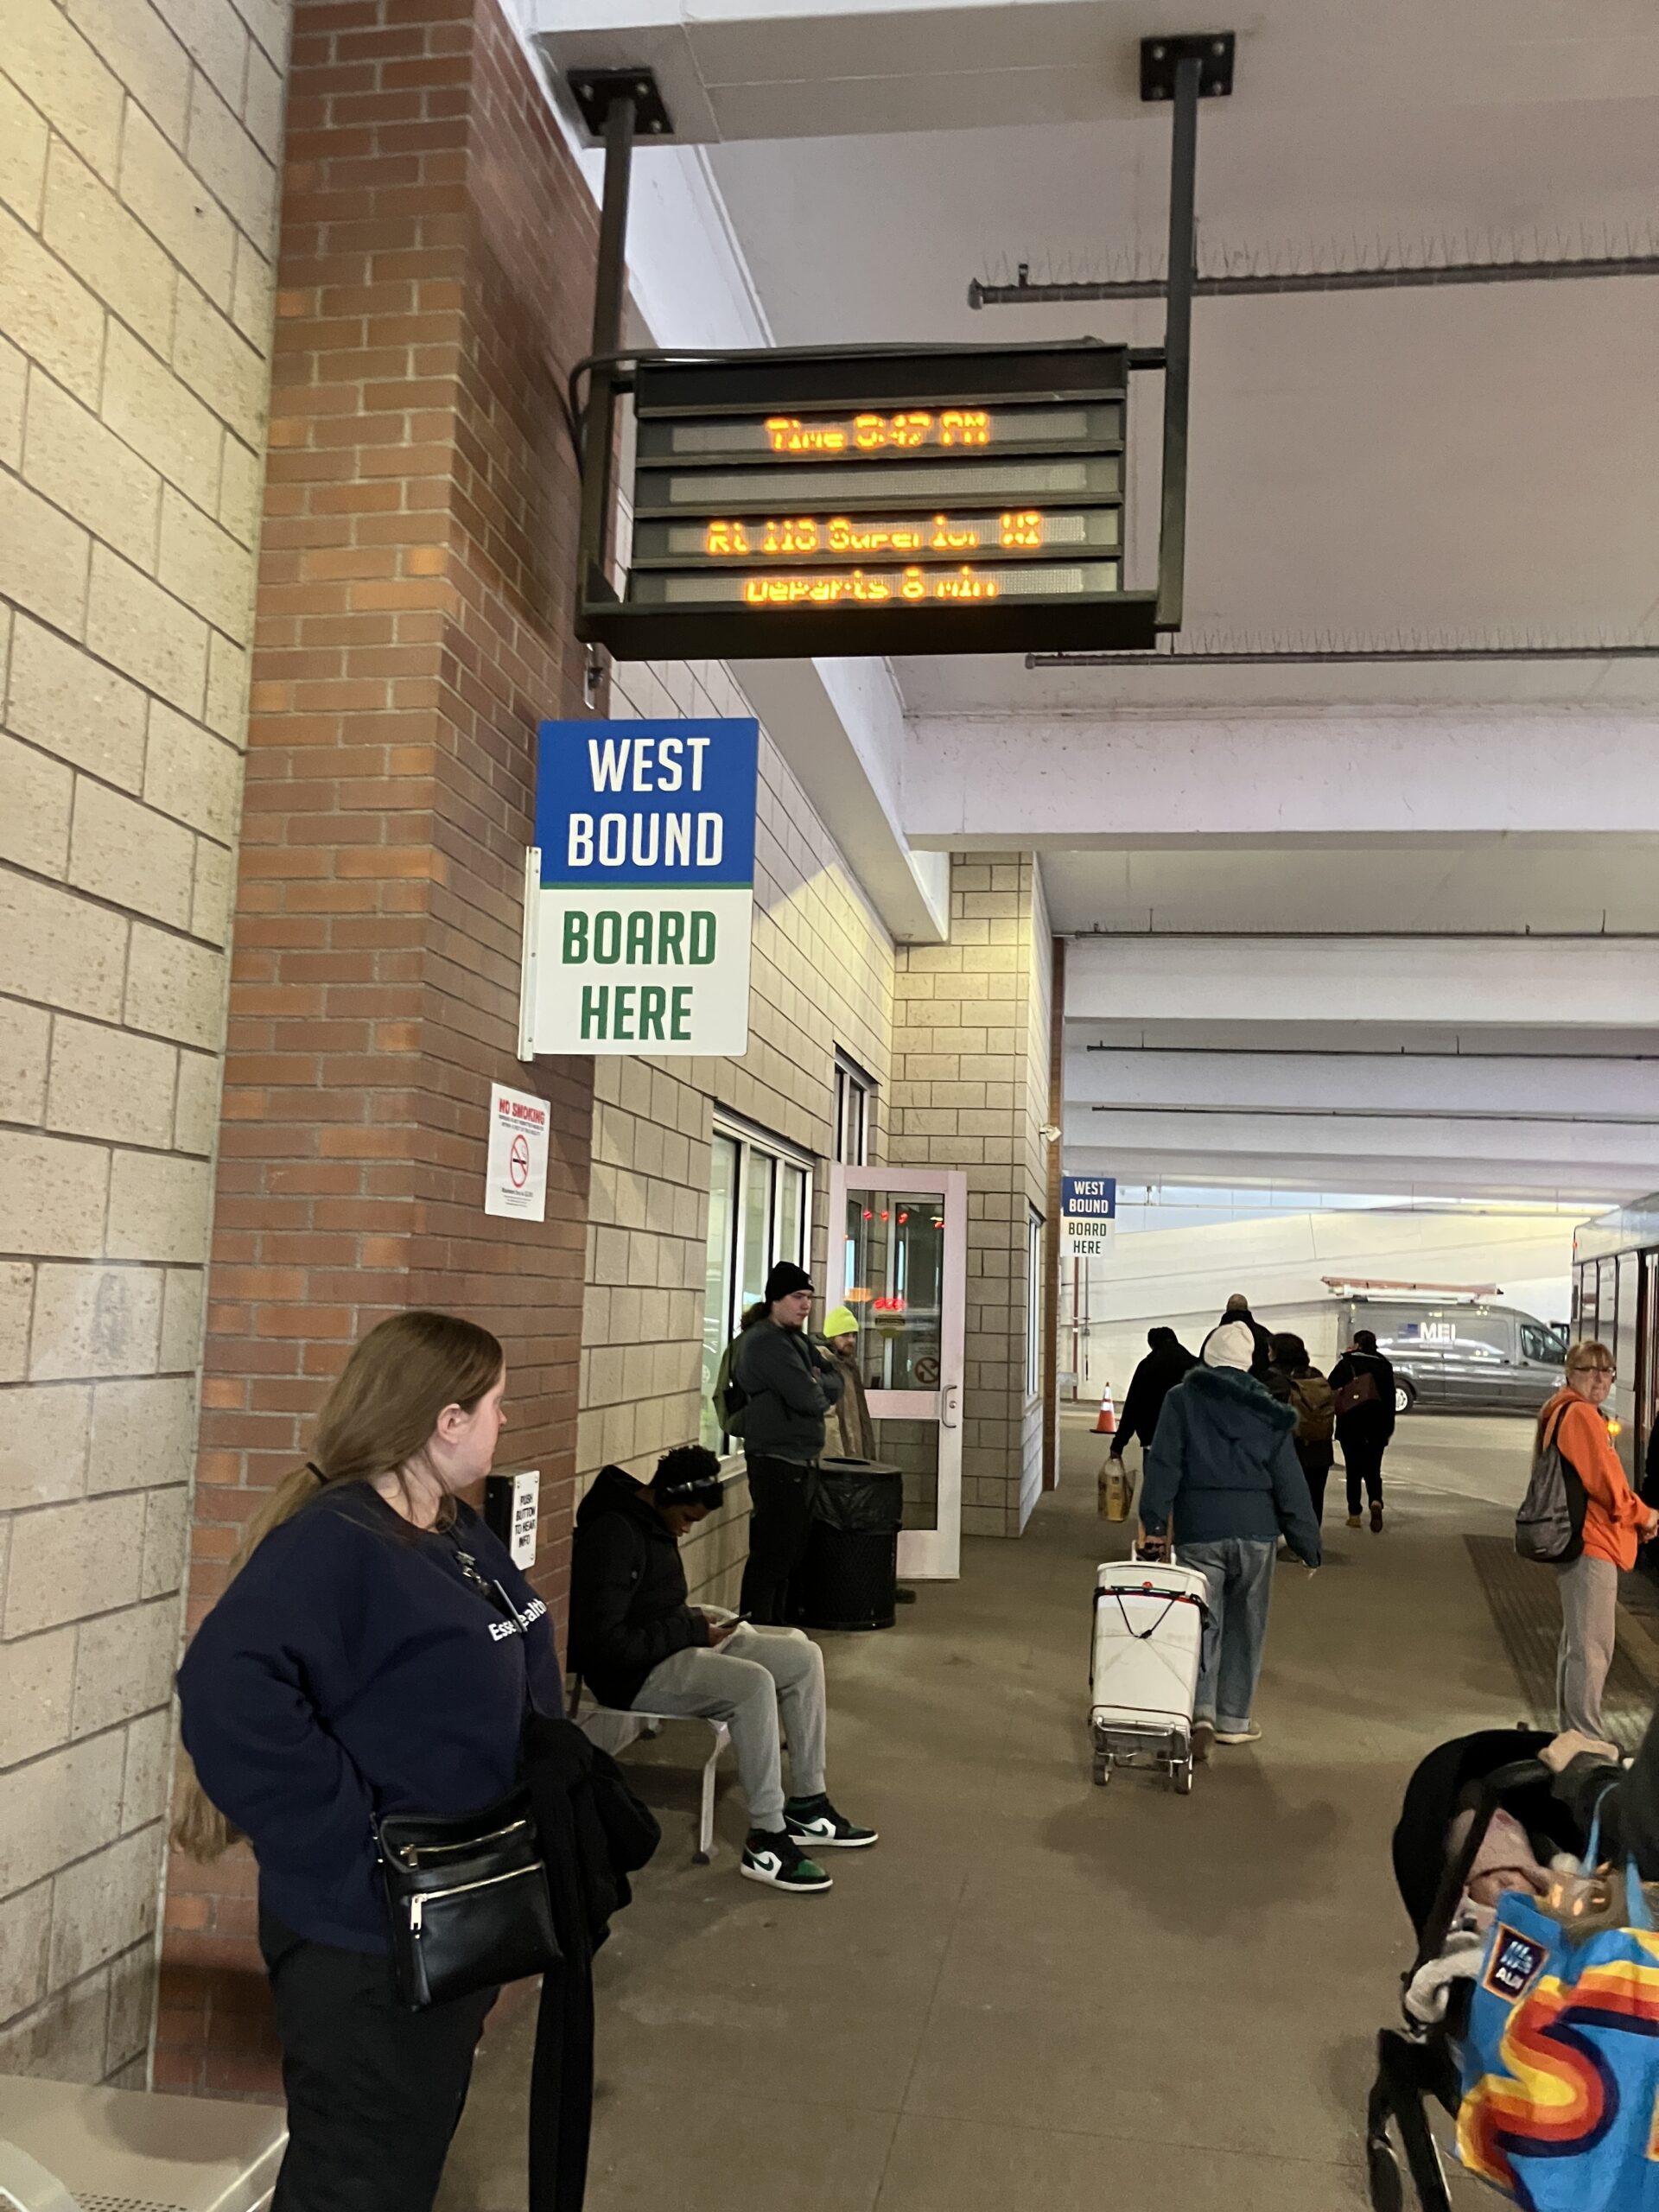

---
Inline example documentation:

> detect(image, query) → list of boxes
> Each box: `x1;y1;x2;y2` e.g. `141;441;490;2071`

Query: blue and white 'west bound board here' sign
519;718;758;1058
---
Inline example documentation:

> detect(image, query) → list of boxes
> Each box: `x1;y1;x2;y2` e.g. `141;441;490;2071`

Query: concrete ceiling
695;9;1659;714
539;0;1659;146
536;0;1659;1200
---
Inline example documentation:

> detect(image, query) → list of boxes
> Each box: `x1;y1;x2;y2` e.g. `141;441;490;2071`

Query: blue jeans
1181;1538;1275;1732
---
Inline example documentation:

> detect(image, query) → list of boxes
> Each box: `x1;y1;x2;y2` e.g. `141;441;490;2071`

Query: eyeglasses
1572;1364;1616;1379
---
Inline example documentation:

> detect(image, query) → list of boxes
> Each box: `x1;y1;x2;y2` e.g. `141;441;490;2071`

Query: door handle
940;1383;960;1431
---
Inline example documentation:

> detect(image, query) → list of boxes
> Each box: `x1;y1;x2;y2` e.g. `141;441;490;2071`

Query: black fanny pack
378;1784;562;2010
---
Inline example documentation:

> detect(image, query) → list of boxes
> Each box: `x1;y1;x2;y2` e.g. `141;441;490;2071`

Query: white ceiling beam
1065;933;1659;1029
1066;1105;1659;1173
1067;1047;1659;1120
1071;1020;1659;1055
1040;839;1659;938
1062;1118;1654;1205
728;657;950;939
901;715;1659;848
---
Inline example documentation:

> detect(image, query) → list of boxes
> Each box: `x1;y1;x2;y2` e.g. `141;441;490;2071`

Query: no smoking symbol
508;1133;531;1189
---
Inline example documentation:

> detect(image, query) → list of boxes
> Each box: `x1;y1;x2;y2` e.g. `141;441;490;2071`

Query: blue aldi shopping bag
1459;1829;1659;2209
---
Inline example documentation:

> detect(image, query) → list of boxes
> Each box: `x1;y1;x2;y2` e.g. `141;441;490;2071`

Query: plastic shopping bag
1459;1815;1659;2209
1098;1457;1132;1522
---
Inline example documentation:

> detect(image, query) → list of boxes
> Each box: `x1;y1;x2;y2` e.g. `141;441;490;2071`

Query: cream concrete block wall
891;855;1052;1538
577;657;895;1607
0;0;289;2087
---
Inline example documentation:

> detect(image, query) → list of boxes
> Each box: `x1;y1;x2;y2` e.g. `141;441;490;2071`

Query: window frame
1026;1203;1045;1403
701;1112;816;1450
833;1050;875;1167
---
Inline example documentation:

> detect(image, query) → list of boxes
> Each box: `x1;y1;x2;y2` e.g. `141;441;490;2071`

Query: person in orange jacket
1542;1339;1659;1738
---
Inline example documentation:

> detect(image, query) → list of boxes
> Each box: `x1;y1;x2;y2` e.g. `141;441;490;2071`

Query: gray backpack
1514;1407;1586;1565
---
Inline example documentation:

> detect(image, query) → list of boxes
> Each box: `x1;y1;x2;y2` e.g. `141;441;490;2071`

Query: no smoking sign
485;1084;550;1221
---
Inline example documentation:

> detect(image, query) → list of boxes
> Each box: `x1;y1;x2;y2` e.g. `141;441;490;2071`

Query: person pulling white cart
1090;1557;1210;1794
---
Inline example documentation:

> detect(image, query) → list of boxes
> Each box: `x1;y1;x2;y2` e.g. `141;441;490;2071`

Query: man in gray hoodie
1141;1320;1321;1760
734;1262;844;1624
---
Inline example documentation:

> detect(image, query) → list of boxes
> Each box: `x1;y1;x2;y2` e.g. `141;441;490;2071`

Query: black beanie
765;1261;813;1304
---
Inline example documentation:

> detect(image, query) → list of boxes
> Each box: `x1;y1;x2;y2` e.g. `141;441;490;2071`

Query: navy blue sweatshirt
177;1483;563;1953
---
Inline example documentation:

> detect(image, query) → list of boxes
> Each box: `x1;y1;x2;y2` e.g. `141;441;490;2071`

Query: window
700;1117;813;1448
1027;1205;1045;1401
1520;1323;1565;1365
834;1052;874;1166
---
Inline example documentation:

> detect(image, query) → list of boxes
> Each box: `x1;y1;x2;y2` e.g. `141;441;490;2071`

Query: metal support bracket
566;66;673;141
1141;32;1234;101
518;847;541;1059
1143;33;1232;632
574;73;655;619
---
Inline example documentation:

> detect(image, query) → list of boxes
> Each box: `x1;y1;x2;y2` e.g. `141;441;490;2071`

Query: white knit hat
1204;1321;1255;1371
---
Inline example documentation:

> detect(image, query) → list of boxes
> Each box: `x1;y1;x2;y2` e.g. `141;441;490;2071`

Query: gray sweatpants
634;1625;827;1833
1556;1552;1619;1738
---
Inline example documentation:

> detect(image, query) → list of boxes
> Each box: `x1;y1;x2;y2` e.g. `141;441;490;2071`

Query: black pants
1344;1436;1388;1515
261;1910;494;2212
740;1457;818;1624
1295;1442;1332;1524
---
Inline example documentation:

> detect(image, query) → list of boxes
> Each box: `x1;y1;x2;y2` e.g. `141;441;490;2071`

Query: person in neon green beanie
822;1305;875;1459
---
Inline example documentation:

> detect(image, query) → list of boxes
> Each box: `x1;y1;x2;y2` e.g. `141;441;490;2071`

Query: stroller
1366;1727;1586;2211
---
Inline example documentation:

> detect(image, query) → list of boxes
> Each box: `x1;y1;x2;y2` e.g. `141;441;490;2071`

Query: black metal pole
578;88;638;607
969;251;1659;308
1154;54;1201;632
1027;644;1659;669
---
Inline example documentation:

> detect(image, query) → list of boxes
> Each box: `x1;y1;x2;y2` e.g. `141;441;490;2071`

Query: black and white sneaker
741;1830;834;1892
784;1796;879;1850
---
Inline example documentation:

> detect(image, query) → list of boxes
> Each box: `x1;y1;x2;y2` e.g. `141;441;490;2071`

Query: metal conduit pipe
1025;645;1659;669
969;253;1659;308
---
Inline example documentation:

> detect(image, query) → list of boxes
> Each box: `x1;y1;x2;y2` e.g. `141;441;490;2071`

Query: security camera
1039;1123;1061;1144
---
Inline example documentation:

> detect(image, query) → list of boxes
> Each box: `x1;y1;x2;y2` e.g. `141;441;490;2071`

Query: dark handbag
1334;1368;1380;1416
378;1783;563;2010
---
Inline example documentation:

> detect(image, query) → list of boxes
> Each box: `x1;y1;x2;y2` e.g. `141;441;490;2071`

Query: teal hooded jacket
1141;1363;1323;1564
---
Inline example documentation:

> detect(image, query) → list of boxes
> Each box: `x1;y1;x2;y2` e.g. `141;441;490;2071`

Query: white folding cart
1089;1558;1210;1794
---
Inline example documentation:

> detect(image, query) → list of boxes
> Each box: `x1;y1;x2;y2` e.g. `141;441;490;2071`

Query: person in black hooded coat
1109;1328;1198;1466
1329;1327;1397;1532
1199;1293;1274;1382
569;1448;875;1896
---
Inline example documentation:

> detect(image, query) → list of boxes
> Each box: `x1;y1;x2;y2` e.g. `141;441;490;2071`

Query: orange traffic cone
1093;1382;1116;1435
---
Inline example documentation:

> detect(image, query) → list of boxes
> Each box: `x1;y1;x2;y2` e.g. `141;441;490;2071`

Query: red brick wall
159;0;601;2096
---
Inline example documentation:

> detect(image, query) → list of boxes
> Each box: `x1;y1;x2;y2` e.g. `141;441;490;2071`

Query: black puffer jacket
568;1466;709;1711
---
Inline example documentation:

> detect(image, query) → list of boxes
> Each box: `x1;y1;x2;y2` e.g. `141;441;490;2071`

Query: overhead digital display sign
578;344;1157;660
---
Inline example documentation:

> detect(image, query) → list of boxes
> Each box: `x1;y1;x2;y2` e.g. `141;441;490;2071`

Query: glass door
827;1166;967;1580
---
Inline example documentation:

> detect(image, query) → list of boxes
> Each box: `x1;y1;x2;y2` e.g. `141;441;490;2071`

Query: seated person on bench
569;1446;877;1895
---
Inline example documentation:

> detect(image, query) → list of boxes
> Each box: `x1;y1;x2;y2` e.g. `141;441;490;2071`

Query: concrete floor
441;1411;1547;2211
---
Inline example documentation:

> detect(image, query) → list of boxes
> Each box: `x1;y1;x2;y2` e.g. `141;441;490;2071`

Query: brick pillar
157;0;600;2096
890;855;1053;1538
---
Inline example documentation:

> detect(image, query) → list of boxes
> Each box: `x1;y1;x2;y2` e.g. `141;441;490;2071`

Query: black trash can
798;1457;903;1631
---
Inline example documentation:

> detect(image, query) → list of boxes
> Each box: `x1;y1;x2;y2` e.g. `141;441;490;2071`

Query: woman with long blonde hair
175;1310;562;2212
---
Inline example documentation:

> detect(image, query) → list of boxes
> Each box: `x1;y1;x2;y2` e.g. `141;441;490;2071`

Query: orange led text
704;512;1051;559
761;410;995;456
741;565;1001;607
